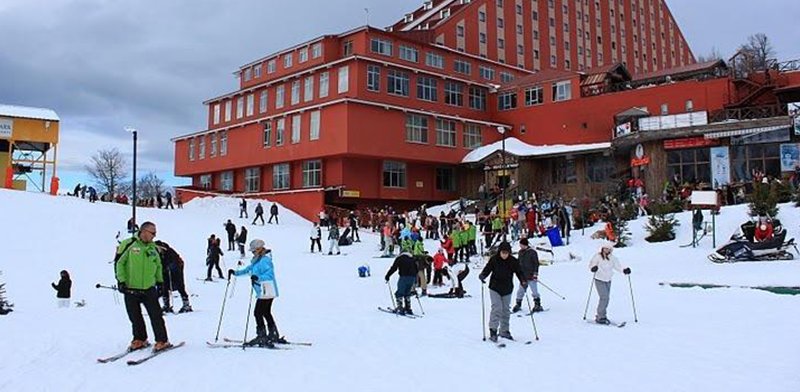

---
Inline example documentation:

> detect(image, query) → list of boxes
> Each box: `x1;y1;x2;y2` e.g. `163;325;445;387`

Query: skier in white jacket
588;243;631;324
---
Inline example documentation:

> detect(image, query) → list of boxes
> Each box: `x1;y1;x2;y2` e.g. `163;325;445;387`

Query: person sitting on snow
754;217;774;242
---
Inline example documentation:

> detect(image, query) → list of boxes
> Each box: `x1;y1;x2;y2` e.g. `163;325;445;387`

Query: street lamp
496;126;508;242
124;127;138;229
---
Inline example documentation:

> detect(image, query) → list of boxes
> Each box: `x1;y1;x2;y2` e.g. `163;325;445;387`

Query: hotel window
586;154;615;183
291;114;301;144
310;110;320;141
550;36;556;46
498;91;517;110
660;104;669;115
302;160;322;188
479;66;495;80
435;168;456;192
463;123;482;149
243;68;251;81
552;81;572;101
479;32;487;44
454;60;471;75
479;11;486;21
273;164;290;190
517;24;523;34
436;119;456;147
551;157;577;184
259;91;268;113
399;45;419;62
417;76;438;102
549;17;554;27
367;65;381;92
500;72;514;83
219;131;227;156
337;66;349;93
371;38;393;56
213;104;220;125
343;40;353;56
469;86;487;111
405;114;428;143
237;96;245;118
200;174;212;190
457;26;465;37
685;99;694;112
246;94;254;116
319;72;330;98
532;10;538;20
516;3;523;14
550;55;557;66
224;100;232;122
254;64;261;78
198;136;206;159
283;53;293;68
189;138;195;161
220;171;233;191
444;81;464;106
668;148;711;183
267;60;276;73
276;118;285;146
291;80;300;105
496;0;503;7
263;121;272;147
304;76;314;102
312;43;322;58
498;39;505;49
276;85;285;109
210;133;217;157
383;161;406;188
245;167;260;193
517;45;524;55
299;47;308;63
731;144;780;182
525;87;543;106
388;70;410;96
497;18;504;28
425;52;444;68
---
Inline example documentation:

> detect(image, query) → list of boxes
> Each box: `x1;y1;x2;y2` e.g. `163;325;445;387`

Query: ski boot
153;341;173;352
245;326;271;347
532;297;543;312
129;339;150;351
267;325;286;344
499;331;514;341
162;304;174;314
489;329;498;342
178;299;193;313
404;297;413;315
395;299;406;315
595;317;610;325
512;299;522;313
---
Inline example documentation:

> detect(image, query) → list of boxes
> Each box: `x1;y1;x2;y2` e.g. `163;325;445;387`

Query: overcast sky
1;0;798;189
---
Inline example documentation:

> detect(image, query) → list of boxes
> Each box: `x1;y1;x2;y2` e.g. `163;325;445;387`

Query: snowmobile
708;220;797;263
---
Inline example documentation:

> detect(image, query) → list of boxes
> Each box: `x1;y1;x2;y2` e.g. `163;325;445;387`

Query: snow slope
0;189;798;392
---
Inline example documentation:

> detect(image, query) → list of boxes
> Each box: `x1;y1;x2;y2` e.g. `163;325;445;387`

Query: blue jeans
395;276;416;300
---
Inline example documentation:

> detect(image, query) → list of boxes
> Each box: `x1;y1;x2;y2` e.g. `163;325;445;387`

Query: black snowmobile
708;220;797;263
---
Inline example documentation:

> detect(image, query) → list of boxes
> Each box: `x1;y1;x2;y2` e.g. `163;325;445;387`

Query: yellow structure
0;104;60;193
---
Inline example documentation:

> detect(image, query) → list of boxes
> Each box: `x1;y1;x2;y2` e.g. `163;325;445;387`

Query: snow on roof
0;104;60;121
461;137;611;163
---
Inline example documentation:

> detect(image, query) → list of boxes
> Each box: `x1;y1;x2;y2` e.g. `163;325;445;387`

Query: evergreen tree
0;272;12;315
645;201;680;242
748;181;779;218
611;206;632;248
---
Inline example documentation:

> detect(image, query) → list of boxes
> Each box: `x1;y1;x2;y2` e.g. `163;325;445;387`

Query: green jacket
115;237;163;290
452;229;462;248
458;228;471;244
466;224;477;240
401;239;414;253
492;217;503;231
412;240;426;256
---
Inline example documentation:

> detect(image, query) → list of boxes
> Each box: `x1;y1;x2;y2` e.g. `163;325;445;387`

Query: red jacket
441;238;454;255
432;253;447;270
754;223;774;242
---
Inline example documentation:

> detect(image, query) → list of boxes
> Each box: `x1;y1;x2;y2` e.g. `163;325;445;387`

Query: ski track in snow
0;189;799;391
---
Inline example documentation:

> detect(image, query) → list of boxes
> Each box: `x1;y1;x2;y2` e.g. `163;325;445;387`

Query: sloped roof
632;60;727;82
461;137;611;163
0;104;60;121
499;69;578;91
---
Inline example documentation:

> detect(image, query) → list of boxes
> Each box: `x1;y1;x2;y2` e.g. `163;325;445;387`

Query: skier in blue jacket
228;239;283;348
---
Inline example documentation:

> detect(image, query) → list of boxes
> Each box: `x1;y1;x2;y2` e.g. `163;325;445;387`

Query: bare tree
138;171;165;200
696;47;722;63
736;33;776;73
85;148;128;195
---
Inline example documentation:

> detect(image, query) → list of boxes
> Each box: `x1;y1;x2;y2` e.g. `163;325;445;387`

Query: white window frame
245;167;260;193
291;80;301;105
454;60;472;75
444;81;464;106
273;163;290;190
304;76;314;102
263;121;272;147
399;45;419;62
267;59;276;73
337;66;349;93
312;43;323;58
302;160;322;188
246;93;254;116
291;114;301;144
382;161;406;188
200;174;212;190
367;65;381;92
198;135;206;159
213;104;220;125
436;119;456;147
463;123;482;148
310;110;321;141
416;76;438;102
220;171;234;191
319;72;329;98
220;131;227;156
299;47;308;63
276;85;285;109
405;114;428;144
210;133;217;157
259;90;268;113
553;80;572;101
189;138;195;161
236;96;244;119
224;100;232;122
388;70;410;97
254;64;262;78
283;53;293;68
498;91;517;110
276;118;285;146
370;38;393;56
469;86;487;111
525;87;543;106
425;52;444;69
479;66;495;80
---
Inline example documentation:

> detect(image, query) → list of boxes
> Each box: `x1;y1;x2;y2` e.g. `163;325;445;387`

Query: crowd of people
70;183;181;209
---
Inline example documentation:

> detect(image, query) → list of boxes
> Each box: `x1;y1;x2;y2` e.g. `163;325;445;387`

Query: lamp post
125;127;138;229
496;126;508;242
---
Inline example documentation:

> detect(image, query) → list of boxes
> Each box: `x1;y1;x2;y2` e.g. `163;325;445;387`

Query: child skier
236;226;248;259
206;238;225;281
51;270;72;308
327;224;341;255
512;238;542;313
479;241;525;342
310;222;322;253
155;241;193;313
588;243;631;324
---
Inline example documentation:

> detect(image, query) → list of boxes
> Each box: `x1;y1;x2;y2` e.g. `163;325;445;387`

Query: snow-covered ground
0;189;798;391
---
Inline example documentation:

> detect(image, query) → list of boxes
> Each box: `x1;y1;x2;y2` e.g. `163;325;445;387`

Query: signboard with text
0;118;12;139
664;137;719;150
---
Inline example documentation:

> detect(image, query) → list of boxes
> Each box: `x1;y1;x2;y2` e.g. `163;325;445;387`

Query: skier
72;183;81;197
115;222;172;352
228;239;283;347
236;226;248;259
239;198;248;219
384;251;418;315
327;224;341;255
224;219;237;251
206;238;225;281
164;191;174;209
432;249;448;286
446;261;469;297
310;222;322;253
252;203;265;225
51;270;72;308
268;202;279;224
155;240;192;313
588;243;631;325
512;238;542;313
348;211;360;242
479;241;525;342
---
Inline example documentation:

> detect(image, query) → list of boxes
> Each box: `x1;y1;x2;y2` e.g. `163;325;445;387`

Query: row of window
242;42;324;82
382;161;456;192
261;111;321;148
189;131;228;161
550;153;615;185
365;65;489;111
404;114;482;149
498;80;572;111
212;66;348;126
200;160;322;193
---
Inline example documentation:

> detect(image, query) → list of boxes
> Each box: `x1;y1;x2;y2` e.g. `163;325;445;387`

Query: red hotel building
172;0;800;221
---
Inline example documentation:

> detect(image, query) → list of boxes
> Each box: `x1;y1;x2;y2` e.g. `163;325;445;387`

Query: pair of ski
487;337;533;348
515;308;550;317
589;320;627;328
97;342;186;366
377;306;423;318
206;337;312;349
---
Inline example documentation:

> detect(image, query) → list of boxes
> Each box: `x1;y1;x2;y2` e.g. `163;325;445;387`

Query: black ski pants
207;260;224;279
253;213;265;225
124;287;168;343
310;238;322;252
268;213;278;224
254;298;277;332
227;235;235;251
161;270;188;307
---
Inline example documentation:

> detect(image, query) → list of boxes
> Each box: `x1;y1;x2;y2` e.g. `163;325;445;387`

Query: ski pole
214;277;232;343
414;290;425;315
582;273;596;320
242;282;254;350
535;279;566;300
386;280;397;310
628;274;639;323
524;292;540;341
480;281;486;341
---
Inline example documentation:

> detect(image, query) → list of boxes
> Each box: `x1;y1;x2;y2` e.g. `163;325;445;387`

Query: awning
704;125;789;139
581;73;606;86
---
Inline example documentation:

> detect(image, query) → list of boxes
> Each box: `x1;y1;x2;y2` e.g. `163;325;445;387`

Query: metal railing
708;104;787;123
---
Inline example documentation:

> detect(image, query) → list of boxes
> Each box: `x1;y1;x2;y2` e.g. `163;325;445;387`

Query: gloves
623;268;631;275
118;282;127;293
227;269;235;279
251;275;258;283
532;275;538;281
479;275;486;284
590;266;598;273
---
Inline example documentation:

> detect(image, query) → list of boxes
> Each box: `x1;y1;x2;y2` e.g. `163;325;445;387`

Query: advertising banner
710;146;730;187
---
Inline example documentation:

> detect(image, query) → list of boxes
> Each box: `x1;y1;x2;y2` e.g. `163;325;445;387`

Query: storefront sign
341;190;360;198
630;156;650;167
710;146;731;187
664;137;719;150
615;122;632;137
0;118;12;139
794;115;800;136
780;143;800;171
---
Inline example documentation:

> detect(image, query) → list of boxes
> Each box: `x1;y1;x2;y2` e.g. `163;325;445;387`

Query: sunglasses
143;229;157;236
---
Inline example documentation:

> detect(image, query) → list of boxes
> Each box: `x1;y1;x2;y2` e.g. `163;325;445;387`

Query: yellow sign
342;190;360;198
